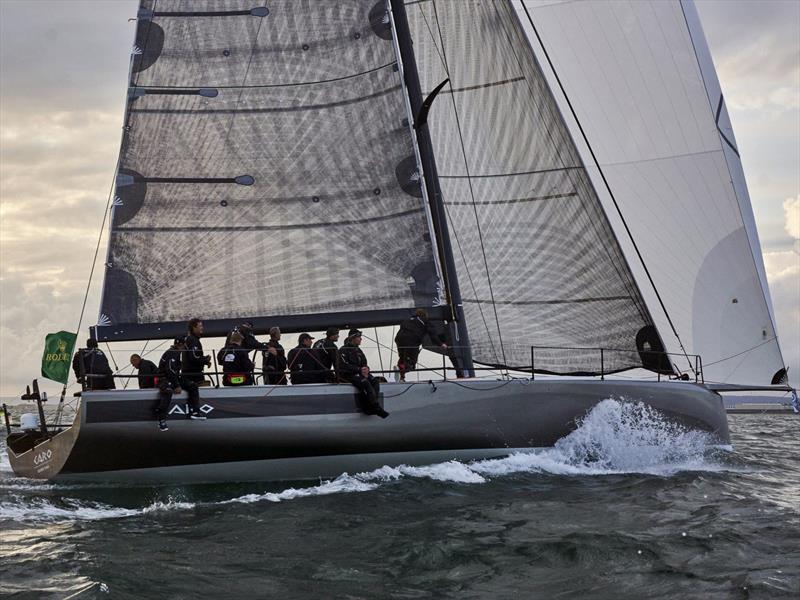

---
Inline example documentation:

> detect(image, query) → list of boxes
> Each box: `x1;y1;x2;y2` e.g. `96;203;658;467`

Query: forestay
97;0;442;341
407;0;659;374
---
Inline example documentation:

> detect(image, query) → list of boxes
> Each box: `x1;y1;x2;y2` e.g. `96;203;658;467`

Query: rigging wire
430;0;509;369
374;327;385;373
414;2;503;365
59;9;145;420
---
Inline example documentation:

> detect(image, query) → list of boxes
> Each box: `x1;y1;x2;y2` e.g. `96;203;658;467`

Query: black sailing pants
344;375;382;414
155;377;200;419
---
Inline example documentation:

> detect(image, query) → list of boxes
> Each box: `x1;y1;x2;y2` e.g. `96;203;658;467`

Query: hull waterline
6;379;730;484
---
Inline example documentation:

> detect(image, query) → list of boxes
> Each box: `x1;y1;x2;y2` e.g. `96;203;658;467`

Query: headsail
515;0;785;384
407;0;660;375
97;0;444;341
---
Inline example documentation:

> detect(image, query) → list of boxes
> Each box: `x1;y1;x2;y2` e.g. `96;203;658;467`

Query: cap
299;333;314;343
173;335;187;346
325;327;340;337
348;328;363;338
240;321;253;330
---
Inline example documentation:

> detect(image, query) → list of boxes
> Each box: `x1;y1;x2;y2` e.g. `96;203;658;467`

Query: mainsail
514;0;786;384
97;0;445;341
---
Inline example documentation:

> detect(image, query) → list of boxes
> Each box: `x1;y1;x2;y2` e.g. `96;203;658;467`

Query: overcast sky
0;0;798;395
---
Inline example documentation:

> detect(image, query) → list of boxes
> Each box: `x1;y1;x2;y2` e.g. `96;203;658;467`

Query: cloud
762;248;800;380
784;195;800;240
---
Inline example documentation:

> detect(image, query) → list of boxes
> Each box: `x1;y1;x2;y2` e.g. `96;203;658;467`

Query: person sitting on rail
72;338;116;390
155;336;206;431
218;331;255;386
130;353;157;389
337;329;388;418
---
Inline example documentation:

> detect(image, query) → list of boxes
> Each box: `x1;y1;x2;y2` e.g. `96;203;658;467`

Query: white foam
0;447;12;474
222;473;378;505
471;399;729;477
0;490;195;523
357;461;487;484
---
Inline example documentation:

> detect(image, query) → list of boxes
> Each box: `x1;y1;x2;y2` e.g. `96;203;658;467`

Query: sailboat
6;0;791;483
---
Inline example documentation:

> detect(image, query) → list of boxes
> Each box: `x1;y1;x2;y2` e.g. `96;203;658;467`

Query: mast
388;0;474;377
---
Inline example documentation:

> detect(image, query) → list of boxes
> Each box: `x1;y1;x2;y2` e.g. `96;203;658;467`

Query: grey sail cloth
99;0;441;330
407;0;656;374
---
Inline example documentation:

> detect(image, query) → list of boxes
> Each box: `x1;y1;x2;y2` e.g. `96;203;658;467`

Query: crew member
183;318;211;385
130;353;157;389
155;336;206;431
312;327;340;383
218;331;254;386
262;326;287;385
72;338;115;390
288;333;325;385
239;321;269;351
394;309;447;381
225;321;268;351
337;329;388;418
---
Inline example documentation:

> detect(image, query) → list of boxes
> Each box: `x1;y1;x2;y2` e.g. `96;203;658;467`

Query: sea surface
1;401;798;599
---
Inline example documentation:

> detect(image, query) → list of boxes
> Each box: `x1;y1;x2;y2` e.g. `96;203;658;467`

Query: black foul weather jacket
136;359;157;389
158;348;184;389
312;338;338;370
262;340;287;384
219;345;255;385
336;342;368;379
182;334;207;381
395;316;445;347
288;345;326;384
72;348;116;390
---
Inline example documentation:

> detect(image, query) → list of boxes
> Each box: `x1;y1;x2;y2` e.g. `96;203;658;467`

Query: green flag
41;331;77;384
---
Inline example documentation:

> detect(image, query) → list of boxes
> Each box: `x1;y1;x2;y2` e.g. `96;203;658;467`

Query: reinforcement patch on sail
407;0;654;374
100;0;440;328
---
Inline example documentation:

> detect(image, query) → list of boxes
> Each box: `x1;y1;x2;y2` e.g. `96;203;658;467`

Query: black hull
7;379;730;483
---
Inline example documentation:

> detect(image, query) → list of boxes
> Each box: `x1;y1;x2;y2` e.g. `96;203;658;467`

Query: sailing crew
183;318;211;385
288;333;325;385
312;327;340;383
394;309;447;381
72;338;115;390
262;326;287;385
129;354;157;389
337;329;389;418
155;336;206;431
218;331;254;386
225;320;268;352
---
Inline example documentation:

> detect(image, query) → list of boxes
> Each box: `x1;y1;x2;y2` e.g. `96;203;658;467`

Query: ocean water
1;401;798;599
